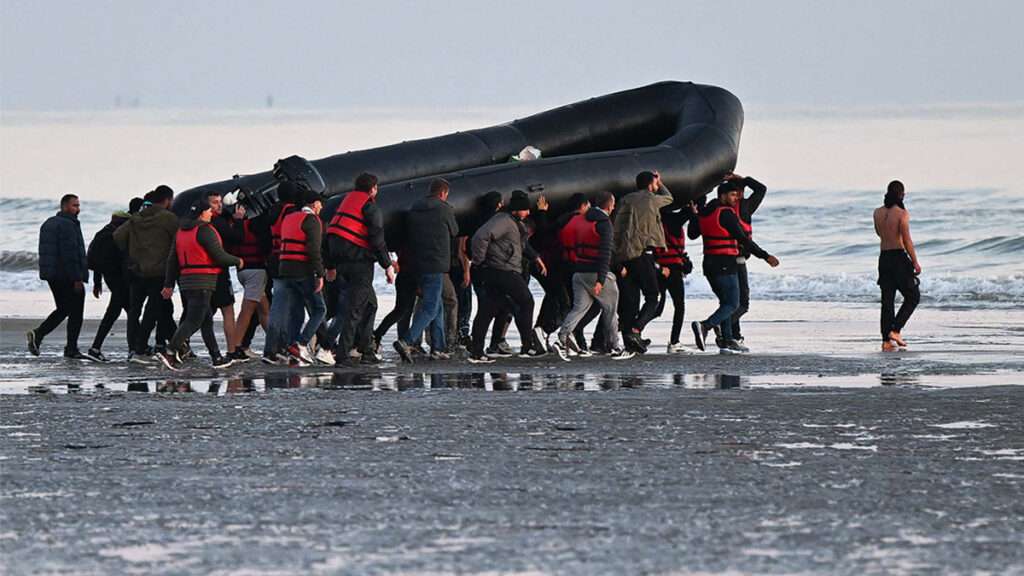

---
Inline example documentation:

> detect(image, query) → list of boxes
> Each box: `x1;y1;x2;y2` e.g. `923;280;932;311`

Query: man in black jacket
690;180;779;354
85;209;132;361
393;179;459;363
726;173;768;344
324;173;396;366
28;194;92;360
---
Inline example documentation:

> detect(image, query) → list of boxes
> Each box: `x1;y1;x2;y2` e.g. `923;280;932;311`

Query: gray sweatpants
558;272;620;350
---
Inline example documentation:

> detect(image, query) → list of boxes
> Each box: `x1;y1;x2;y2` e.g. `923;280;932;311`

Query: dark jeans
656;267;686;344
281;276;327;346
704;273;740;340
451;264;472;338
333;262;377;357
128;276;175;353
619;253;660;333
35;280;85;353
373;271;416;344
471;267;510;349
170;289;219;358
471;268;535;355
406;273;446;351
730;261;749;339
92;275;129;351
878;250;920;340
534;266;571;334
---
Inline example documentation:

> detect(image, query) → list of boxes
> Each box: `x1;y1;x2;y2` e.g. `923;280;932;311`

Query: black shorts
210;270;236;309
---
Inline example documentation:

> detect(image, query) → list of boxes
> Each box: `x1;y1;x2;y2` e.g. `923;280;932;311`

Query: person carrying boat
690;180;779;354
613;171;674;354
468;191;547;363
550;191;635;361
654;201;697;353
274;188;328;365
324;173;396;367
874;180;921;351
725;173;767;347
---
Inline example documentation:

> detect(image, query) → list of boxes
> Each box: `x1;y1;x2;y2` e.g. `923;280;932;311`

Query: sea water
1;106;1022;310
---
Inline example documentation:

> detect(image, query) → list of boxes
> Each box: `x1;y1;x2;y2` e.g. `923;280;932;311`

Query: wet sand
2;299;1023;574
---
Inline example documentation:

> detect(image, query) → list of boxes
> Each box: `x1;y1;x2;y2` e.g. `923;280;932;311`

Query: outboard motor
230;155;327;218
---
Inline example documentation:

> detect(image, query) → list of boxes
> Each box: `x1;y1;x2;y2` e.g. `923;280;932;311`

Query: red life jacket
176;224;223;276
279;210;318;262
326;191;370;249
558;214;580;264
655;223;687;267
231;219;265;267
270;202;295;258
699;205;739;257
734;198;752;238
568;214;602;264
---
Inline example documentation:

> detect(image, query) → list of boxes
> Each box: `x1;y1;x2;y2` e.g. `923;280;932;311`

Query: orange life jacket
270;202;296;258
279;210;318;263
655;224;687;266
326;191;370;249
176;225;223;276
699;205;739;257
231;219;265;267
567;214;602;264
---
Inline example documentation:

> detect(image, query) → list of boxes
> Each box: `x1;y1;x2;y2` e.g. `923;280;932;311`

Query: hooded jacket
164;218;241;292
404;195;459;275
87;214;130;284
113;204;179;279
572;206;614;284
38;211;87;283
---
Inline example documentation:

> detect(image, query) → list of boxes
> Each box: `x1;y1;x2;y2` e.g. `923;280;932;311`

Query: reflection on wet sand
13;372;747;395
9;369;1019;395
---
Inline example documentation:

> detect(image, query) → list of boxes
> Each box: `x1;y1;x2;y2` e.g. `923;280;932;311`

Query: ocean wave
0;271;47;291
0;251;39;273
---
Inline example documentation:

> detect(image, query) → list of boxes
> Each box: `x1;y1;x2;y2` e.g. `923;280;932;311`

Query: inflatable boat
173;80;743;246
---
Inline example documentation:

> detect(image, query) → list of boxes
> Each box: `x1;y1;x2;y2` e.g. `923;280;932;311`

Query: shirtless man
873;180;921;351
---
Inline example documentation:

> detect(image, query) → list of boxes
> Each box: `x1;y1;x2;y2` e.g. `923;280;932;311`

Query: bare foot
881;340;899;352
888;331;908;347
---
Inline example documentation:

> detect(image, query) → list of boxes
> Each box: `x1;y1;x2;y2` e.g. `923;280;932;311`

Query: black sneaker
393;339;414;364
519;346;546;358
64;349;91;361
155;350;181;371
180;343;197;360
360;350;382;365
467;352;495;364
212;355;234;369
486;343;514;358
261;354;284;365
691;321;708;352
228;350;251;363
127;351;155;365
26;330;40;356
335;357;358;368
85;348;108;363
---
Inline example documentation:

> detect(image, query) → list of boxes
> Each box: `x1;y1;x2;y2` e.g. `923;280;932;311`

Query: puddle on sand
1;369;1020;395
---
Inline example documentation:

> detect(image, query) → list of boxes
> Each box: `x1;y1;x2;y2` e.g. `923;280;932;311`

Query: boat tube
173;80;743;247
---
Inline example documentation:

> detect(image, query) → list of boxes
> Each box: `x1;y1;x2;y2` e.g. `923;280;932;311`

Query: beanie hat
507;191;530;212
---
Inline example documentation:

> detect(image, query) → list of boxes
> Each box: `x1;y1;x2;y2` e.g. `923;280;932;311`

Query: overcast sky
2;0;1022;111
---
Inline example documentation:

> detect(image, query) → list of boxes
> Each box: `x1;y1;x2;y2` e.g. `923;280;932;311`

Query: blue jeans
263;277;292;356
404;273;445;352
279;277;326;346
705;273;739;340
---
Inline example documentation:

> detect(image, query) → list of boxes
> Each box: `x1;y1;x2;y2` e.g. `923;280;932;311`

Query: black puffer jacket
404;196;458;275
38;211;87;283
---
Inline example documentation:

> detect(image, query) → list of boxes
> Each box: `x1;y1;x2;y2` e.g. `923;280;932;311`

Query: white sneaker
533;327;549;353
610;349;636;361
315;347;335;365
667;343;691;354
549;339;570;362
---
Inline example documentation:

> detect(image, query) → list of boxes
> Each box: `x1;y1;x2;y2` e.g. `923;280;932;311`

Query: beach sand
2;298;1022;573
